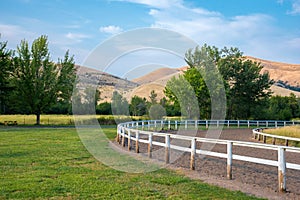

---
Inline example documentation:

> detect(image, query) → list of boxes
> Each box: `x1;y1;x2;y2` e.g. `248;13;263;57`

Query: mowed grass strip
0;128;263;199
0;115;148;126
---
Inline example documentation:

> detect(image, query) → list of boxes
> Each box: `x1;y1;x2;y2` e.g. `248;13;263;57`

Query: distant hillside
246;56;300;88
270;85;300;97
76;56;300;103
76;66;139;102
132;68;182;85
129;57;300;99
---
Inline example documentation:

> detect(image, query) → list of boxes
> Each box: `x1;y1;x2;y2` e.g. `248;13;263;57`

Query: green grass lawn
0;127;263;199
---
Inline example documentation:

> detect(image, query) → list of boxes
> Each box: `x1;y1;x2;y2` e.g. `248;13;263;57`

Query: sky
1;0;300;77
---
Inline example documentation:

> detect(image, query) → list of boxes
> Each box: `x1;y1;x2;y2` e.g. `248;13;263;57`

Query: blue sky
1;0;300;77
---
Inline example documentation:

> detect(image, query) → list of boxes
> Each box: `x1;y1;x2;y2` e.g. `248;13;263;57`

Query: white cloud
117;0;182;8
149;6;274;44
289;0;300;15
286;37;300;48
0;23;37;48
277;0;300;15
65;32;90;42
277;0;284;4
99;25;123;34
140;1;299;63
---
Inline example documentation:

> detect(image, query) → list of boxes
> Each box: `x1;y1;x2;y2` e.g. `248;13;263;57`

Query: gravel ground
114;128;300;200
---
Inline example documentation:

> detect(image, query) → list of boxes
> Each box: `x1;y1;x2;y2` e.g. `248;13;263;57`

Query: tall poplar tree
0;38;12;113
12;35;76;124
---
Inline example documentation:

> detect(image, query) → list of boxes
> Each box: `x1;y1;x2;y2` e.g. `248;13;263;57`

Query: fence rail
127;119;299;130
252;128;300;146
117;120;300;193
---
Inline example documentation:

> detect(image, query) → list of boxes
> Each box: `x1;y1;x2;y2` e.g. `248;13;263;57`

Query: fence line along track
252;128;300;146
116;120;300;193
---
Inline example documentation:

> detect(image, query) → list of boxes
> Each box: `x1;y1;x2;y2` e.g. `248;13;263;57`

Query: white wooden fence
252;128;300;146
117;120;300;193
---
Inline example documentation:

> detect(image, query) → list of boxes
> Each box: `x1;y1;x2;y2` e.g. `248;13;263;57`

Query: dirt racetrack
116;128;300;200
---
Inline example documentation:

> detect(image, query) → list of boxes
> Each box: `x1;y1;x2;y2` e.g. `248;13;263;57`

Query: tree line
164;45;300;120
1;35;299;123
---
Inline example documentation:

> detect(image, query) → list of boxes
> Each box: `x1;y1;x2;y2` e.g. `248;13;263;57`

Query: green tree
0;38;13;113
288;93;300;118
149;104;166;119
166;44;225;119
165;75;199;119
130;95;147;116
82;87;101;114
181;44;272;119
218;47;273;119
96;102;112;115
266;96;293;120
182;67;210;118
149;90;158;104
11;35;76;124
111;91;129;115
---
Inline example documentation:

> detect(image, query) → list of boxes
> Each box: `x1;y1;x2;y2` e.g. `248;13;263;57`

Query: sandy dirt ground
113;128;300;200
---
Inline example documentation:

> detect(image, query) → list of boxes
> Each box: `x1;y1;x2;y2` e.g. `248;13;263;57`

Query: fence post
237;120;240;128
253;131;256;139
266;121;268;128
257;121;259;127
190;138;196;170
148;133;153;158
175;121;178;130
284;121;286;127
168;120;171;130
285;139;289;146
122;128;125;147
195;120;198;129
263;135;266;144
154;120;157;131
217;120;219;128
142;121;144;130
116;126;120;143
278;147;286;192
227;120;230;128
128;130;131;151
136;131;139;153
247;120;250;128
206;120;208;129
165;134;170;164
227;141;233;180
275;121;278;128
185;120;188;129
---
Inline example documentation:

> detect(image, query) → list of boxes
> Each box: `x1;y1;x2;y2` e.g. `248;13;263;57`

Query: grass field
0;115;148;126
264;125;300;138
0;127;263;199
264;125;300;147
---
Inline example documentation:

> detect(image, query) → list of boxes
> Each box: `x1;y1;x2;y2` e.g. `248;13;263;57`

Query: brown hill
270;85;300;97
132;67;183;85
124;83;166;102
129;57;300;99
77;56;300;103
246;56;300;87
76;66;139;103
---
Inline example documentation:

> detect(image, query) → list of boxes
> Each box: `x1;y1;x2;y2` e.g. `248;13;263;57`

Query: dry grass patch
264;126;300;147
